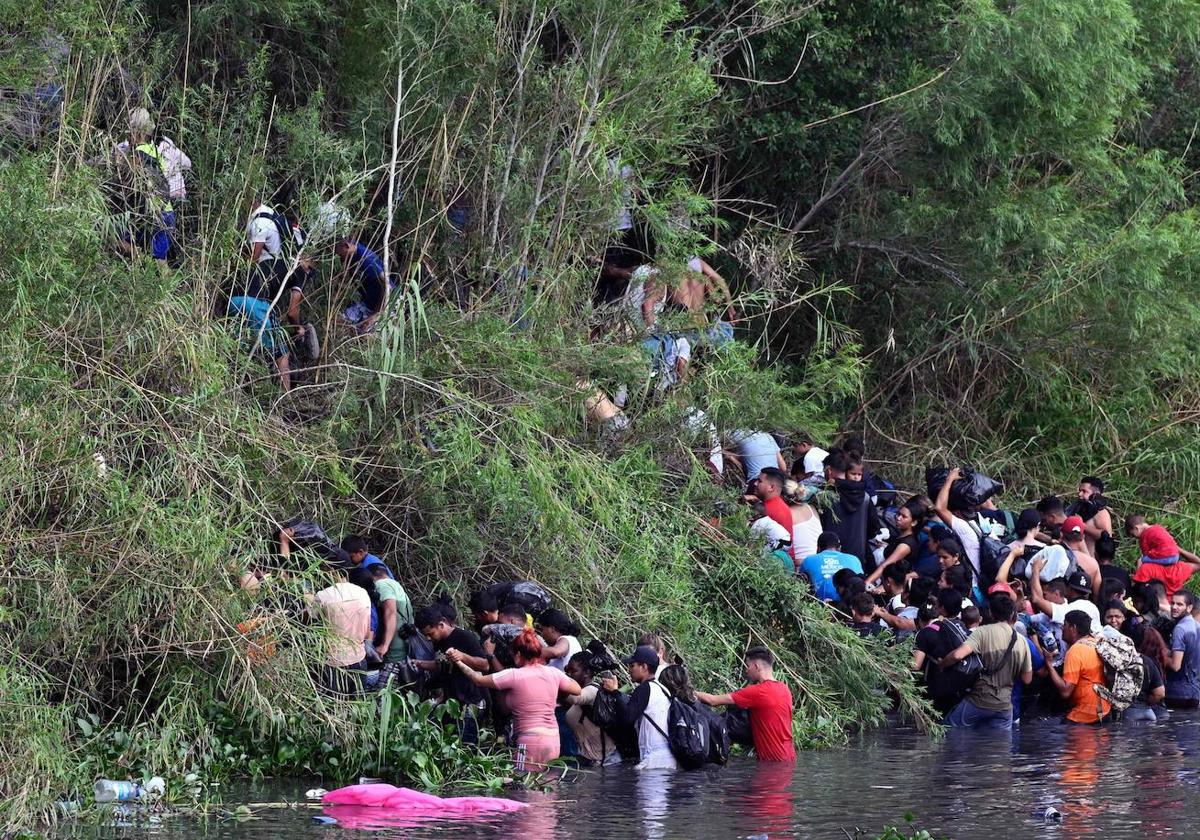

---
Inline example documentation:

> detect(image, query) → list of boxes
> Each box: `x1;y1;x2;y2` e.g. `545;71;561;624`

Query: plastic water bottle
94;776;165;803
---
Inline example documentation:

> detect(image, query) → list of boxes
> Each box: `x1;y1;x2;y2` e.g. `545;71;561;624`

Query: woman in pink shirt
453;627;581;771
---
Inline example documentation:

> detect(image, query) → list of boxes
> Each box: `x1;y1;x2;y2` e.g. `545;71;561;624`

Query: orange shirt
1063;640;1111;724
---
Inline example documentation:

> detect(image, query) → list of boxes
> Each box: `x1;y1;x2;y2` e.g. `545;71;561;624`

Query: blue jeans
946;698;1013;730
1140;554;1179;566
676;321;734;351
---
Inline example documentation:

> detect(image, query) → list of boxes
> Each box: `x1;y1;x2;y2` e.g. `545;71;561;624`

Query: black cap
1065;570;1091;594
622;645;661;670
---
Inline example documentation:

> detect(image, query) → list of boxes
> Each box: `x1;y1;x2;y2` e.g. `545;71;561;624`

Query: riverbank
51;717;1200;839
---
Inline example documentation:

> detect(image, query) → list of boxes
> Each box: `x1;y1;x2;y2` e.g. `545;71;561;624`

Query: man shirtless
669;257;736;321
1060;516;1102;600
1071;475;1113;556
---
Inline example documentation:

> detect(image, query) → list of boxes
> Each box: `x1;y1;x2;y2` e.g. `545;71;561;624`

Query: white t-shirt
547;635;582;671
751;516;792;554
949;515;982;577
791;507;822;560
802;446;829;476
1050;599;1101;635
1025;544;1073;582
729;430;781;482
637;681;677;770
247;204;282;262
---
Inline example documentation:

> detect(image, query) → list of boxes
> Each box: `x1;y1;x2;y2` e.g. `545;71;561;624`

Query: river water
59;716;1200;839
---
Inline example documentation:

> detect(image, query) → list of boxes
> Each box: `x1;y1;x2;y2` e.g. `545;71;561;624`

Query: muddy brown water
55;715;1200;838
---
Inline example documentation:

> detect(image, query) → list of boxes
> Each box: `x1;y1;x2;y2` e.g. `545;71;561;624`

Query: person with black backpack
938;594;1033;730
659;663;729;768
599;646;678;770
563;645;627;766
245;199;317;354
113;107;175;266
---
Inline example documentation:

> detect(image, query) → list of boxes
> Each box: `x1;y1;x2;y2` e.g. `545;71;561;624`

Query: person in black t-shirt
849;592;883;638
412;602;489;744
911;601;977;713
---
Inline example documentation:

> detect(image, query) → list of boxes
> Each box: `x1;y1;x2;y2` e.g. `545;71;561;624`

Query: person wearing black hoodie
819;451;883;572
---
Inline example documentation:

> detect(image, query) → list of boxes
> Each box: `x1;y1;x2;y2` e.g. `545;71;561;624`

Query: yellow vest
135;142;173;213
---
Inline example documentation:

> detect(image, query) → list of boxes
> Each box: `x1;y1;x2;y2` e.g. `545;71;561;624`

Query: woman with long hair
658;662;698;705
454;627;581;771
867;496;928;585
935;536;982;605
1126;621;1168;722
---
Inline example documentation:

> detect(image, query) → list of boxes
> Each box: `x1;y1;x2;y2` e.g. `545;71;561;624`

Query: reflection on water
54;714;1200;839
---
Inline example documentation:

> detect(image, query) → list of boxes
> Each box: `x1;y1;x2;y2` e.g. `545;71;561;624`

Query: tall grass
0;1;930;831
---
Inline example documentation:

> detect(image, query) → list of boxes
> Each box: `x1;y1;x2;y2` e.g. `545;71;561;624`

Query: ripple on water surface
54;715;1200;839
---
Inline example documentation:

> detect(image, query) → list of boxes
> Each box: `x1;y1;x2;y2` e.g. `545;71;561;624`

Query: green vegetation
720;0;1200;543
5;0;1200;833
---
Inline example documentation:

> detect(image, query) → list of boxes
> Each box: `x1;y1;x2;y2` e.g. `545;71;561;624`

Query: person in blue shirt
341;535;394;579
335;239;392;333
800;531;864;602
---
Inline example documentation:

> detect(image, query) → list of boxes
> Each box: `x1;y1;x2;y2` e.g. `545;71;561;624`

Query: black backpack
641;683;710;770
938;618;983;687
589;686;623;729
704;706;731;765
252;209;303;261
968;518;1008;588
133;147;172;208
586;689;639;762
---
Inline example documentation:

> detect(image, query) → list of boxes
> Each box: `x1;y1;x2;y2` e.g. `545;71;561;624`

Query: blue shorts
123;210;175;260
228;296;288;358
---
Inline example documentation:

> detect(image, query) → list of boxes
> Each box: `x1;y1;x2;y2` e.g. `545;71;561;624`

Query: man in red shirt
755;468;795;559
697;646;795;761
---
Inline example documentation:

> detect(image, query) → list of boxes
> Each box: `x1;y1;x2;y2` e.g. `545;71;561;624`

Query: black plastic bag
705;706;731;764
501;580;552;614
724;707;754;748
590;687;625;728
925;466;1003;510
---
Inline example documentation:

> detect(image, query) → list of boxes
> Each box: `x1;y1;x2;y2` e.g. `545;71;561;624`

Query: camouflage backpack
1091;633;1144;713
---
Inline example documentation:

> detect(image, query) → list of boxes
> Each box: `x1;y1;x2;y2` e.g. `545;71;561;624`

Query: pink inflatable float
322;783;527;815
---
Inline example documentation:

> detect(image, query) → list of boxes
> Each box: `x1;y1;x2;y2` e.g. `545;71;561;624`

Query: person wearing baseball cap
1060;515;1101;599
987;581;1017;599
599;645;677;769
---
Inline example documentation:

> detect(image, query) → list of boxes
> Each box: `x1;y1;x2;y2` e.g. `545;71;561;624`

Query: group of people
739;433;1200;731
241;526;796;775
100;108;409;393
106;111;743;405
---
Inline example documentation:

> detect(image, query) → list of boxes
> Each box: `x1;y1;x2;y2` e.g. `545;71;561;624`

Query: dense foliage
719;0;1200;544
0;0;911;831
6;0;1200;831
